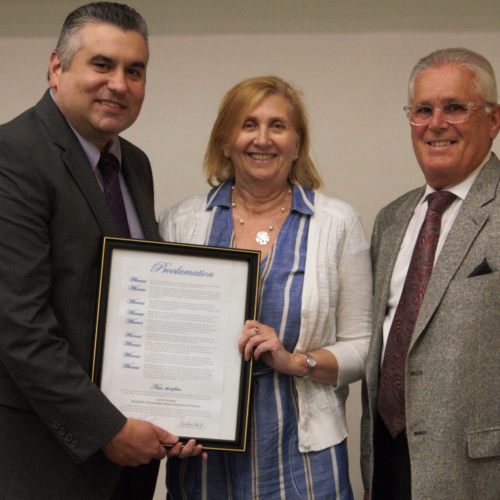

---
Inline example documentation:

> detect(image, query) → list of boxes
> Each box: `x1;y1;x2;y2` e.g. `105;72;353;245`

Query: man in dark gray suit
362;48;500;500
0;3;202;499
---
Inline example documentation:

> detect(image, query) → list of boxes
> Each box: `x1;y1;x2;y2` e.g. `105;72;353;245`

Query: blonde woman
160;76;372;499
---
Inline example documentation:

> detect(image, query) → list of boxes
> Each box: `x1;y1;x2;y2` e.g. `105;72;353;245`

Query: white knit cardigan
159;187;372;452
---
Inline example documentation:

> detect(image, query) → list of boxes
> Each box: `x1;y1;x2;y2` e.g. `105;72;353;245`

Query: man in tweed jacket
361;48;500;500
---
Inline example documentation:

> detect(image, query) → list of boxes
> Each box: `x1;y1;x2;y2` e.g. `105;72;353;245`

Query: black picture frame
92;237;260;451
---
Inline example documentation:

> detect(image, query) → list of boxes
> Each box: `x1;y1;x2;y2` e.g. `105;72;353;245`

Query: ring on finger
254;326;259;333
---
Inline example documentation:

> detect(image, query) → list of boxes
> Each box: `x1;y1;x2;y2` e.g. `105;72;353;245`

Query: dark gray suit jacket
0;90;160;499
361;153;500;499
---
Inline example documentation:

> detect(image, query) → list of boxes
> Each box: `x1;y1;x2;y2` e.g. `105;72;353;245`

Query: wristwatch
300;353;317;380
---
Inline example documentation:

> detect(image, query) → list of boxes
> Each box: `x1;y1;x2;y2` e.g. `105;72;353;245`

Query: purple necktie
378;190;457;438
97;153;131;238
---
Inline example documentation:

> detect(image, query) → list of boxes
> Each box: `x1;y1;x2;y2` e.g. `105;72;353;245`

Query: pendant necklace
231;186;292;245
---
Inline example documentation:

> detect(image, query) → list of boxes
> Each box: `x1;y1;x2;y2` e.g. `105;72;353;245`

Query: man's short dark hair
55;2;149;71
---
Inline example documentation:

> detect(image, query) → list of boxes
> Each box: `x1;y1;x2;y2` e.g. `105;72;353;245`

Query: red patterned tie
97;153;131;238
378;190;457;438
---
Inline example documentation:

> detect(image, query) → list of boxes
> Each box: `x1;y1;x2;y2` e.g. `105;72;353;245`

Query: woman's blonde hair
204;76;322;189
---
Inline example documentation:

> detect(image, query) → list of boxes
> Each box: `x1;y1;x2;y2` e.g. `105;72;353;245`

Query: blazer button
65;433;73;442
301;309;309;318
52;421;60;430
58;426;66;436
71;439;79;448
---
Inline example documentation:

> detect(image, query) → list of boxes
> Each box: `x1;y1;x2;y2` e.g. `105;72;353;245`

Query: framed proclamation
92;237;260;451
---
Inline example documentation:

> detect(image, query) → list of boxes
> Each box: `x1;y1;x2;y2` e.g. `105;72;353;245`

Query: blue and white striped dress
166;181;354;500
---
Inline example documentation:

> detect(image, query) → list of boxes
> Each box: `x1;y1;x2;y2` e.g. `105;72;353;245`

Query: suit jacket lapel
62;146;121;237
410;155;500;349
120;145;159;242
35;90;160;240
368;187;424;382
35;91;121;237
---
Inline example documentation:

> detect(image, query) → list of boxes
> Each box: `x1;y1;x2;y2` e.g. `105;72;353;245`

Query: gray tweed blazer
361;153;500;499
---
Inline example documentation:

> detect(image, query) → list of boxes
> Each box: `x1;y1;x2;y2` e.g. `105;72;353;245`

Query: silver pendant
256;231;270;245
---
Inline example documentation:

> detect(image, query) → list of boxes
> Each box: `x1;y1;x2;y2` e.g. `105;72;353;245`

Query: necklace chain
231;185;292;245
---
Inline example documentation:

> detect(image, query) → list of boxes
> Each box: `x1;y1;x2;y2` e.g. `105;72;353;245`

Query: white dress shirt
380;152;492;365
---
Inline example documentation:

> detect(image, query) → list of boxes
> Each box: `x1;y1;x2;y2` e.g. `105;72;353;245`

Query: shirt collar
206;180;315;216
49;89;122;171
420;150;492;205
206;180;233;209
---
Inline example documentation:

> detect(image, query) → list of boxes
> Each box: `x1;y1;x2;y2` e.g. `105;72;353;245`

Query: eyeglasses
403;102;493;126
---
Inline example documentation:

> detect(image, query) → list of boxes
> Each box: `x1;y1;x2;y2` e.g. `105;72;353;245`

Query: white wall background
2;1;500;498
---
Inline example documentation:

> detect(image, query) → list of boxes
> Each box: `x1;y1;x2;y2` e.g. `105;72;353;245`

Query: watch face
299;354;317;379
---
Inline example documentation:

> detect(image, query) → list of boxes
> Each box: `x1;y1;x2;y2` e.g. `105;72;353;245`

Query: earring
224;152;229;158
294;156;298;160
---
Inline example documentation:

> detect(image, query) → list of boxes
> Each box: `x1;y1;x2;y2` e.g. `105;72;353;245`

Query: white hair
408;47;497;104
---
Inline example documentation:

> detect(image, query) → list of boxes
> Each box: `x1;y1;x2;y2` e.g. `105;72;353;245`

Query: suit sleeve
0;129;126;463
